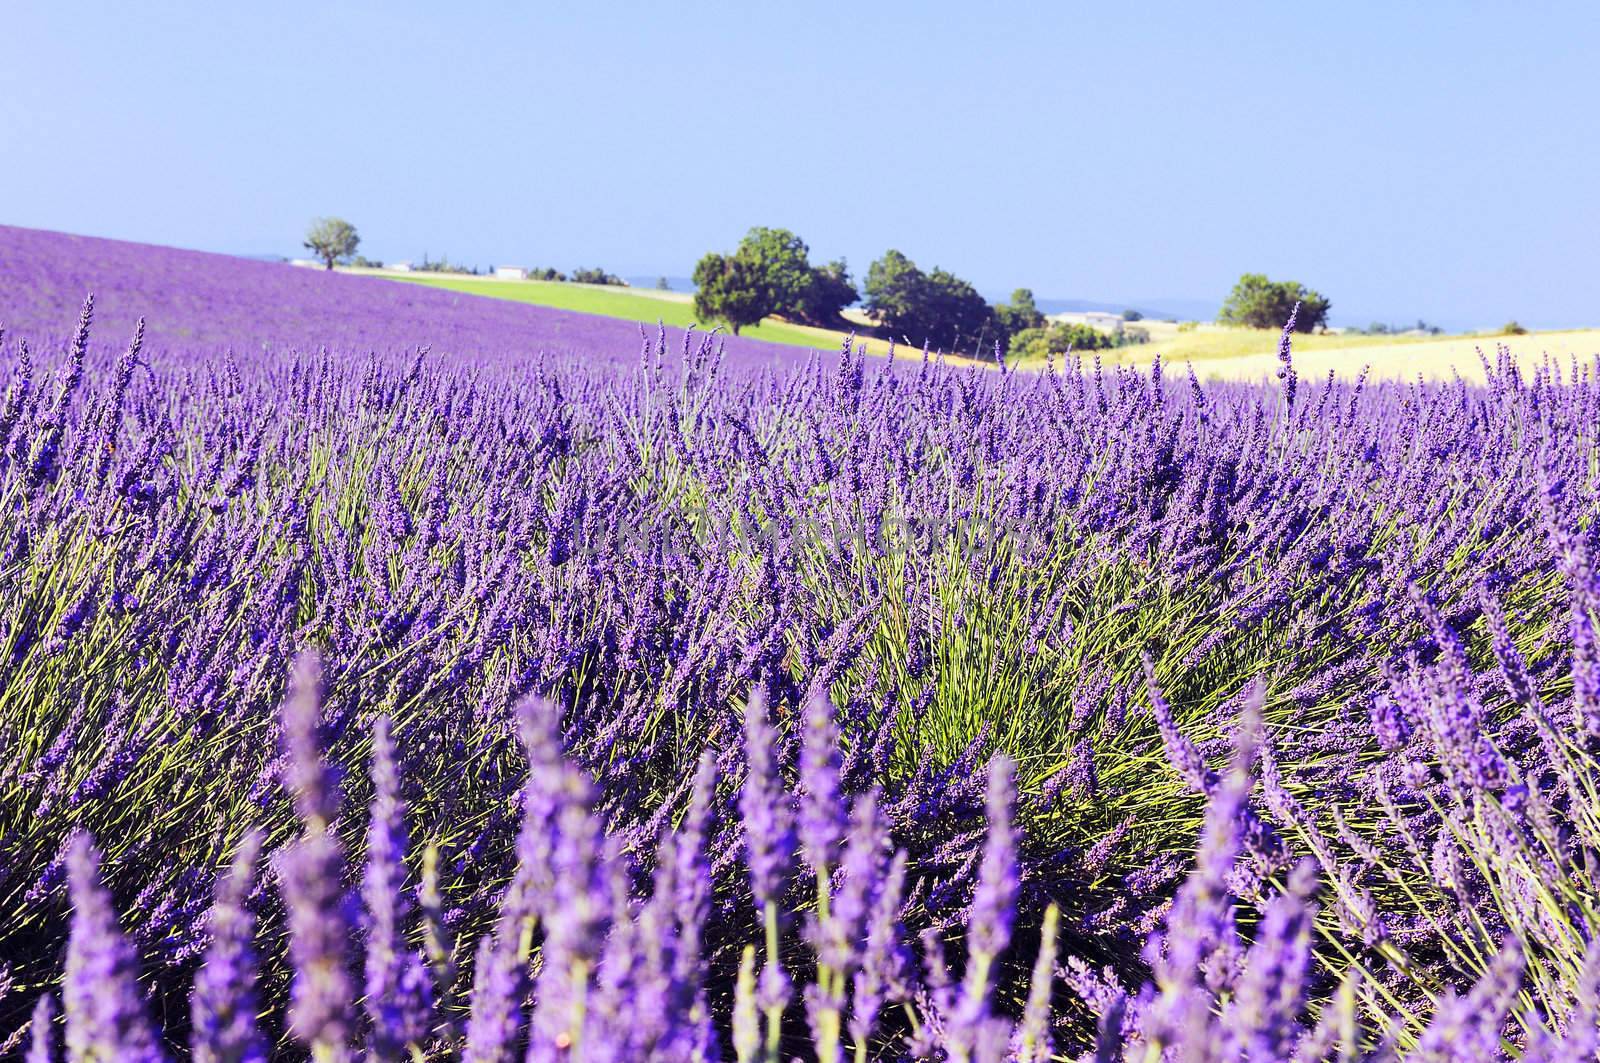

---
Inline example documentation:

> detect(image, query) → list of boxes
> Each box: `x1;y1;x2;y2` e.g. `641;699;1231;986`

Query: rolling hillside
353;268;887;355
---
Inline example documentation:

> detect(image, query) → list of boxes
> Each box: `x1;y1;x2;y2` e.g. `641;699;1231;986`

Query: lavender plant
2;224;1600;1059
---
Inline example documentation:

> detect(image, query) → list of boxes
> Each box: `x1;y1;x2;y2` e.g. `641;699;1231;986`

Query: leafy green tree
732;228;857;326
655;276;671;290
571;267;625;286
736;228;816;316
1502;320;1528;335
862;250;925;335
692;251;768;335
864;250;993;352
304;217;360;271
692;228;858;330
795;258;857;326
1008;322;1115;360
1121;308;1143;321
992;288;1046;346
927;269;995;352
1217;273;1330;331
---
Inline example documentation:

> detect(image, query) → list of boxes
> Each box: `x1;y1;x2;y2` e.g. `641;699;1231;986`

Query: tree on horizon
304;218;360;271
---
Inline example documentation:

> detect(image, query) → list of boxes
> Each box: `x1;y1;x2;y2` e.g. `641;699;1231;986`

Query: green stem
763;904;783;1063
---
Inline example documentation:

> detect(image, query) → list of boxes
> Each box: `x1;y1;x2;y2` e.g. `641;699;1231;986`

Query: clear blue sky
4;2;1596;329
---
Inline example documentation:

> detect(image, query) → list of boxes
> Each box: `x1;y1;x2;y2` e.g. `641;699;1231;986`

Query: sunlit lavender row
3;229;1600;1059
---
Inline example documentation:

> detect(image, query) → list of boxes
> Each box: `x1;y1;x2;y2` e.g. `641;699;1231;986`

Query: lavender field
3;225;1600;1061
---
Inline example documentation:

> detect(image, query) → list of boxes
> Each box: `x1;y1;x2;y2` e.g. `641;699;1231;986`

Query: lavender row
0;270;1597;1058
19;618;1600;1061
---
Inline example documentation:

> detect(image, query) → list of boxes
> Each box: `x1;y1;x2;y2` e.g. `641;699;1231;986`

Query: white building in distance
1047;310;1125;335
494;265;529;280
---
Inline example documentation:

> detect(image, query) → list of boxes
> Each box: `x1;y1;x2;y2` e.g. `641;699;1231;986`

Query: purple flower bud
819;791;885;975
273;650;356;1060
798;688;846;876
740;686;794;911
1146;656;1216;794
1225;859;1317;1061
1368;696;1411;752
281;650;339;830
462;933;524;1063
190;831;268;1063
63;834;170;1063
277;834;355;1059
363;718;434;1058
26;993;55;1063
967;756;1018;962
850;849;911;1046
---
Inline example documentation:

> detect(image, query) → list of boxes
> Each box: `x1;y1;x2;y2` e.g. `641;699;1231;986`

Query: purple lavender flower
1368;695;1411;751
1142;698;1258;1051
462;933;524;1063
849;849;911;1049
967;755;1018;963
740;685;794;911
278;834;355;1060
1413;939;1525;1060
818;790;885;975
1225;859;1317;1061
362;717;434;1059
1573;598;1600;737
190;831;268;1063
1275;300;1300;416
281;649;339;830
1145;656;1216;793
25;993;55;1063
798;687;847;877
275;652;354;1060
528;772;616;1062
666;753;719;1059
62;834;170;1063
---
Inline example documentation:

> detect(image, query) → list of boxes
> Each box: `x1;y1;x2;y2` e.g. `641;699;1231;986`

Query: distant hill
1030;295;1216;322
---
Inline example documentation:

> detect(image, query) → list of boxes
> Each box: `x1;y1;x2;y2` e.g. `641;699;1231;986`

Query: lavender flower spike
25;993;54;1063
740;684;794;1061
63;834;170;1063
1226;859;1317;1062
363;718;435;1060
276;652;355;1062
279;833;356;1061
191;830;269;1063
740;684;795;911
462;933;524;1063
282;649;339;831
798;686;847;878
1014;903;1060;1063
967;755;1019;965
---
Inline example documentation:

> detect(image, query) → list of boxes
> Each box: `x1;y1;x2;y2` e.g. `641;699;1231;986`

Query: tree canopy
1008;321;1116;360
992;288;1046;345
863;251;994;353
690;227;857;333
1217;273;1330;331
691;252;767;335
304;218;360;271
